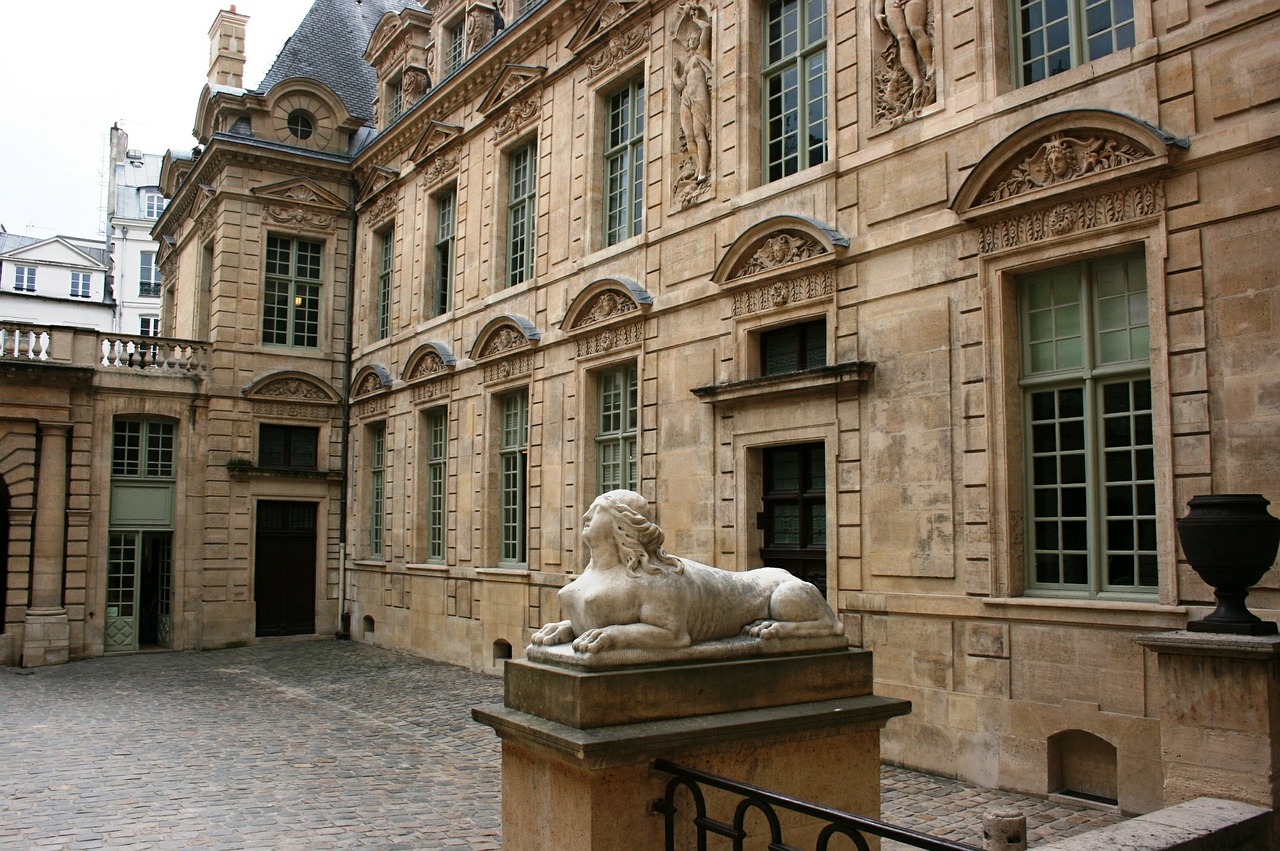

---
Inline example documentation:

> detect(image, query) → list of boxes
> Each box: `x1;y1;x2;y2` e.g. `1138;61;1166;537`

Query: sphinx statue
530;490;844;658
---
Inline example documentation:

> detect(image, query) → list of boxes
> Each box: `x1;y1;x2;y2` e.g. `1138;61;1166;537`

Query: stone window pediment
253;178;346;232
568;0;649;57
562;278;651;359
411;121;464;163
471;315;541;383
243;371;340;419
352;364;394;400
479;64;546;114
712;215;849;288
404;342;457;382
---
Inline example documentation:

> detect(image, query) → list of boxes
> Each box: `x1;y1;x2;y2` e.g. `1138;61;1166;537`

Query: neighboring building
106;125;168;337
2;0;1277;820
0;227;112;329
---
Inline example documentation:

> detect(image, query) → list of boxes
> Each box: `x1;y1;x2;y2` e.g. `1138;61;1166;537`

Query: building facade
2;0;1276;815
107;126;168;337
0;229;112;330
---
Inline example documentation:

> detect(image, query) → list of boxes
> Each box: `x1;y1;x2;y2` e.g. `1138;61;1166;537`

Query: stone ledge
1035;797;1271;850
526;632;849;670
1135;630;1280;660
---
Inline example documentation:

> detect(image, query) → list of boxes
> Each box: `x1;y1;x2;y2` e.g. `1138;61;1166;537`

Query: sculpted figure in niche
671;1;714;205
530;490;843;653
873;0;935;124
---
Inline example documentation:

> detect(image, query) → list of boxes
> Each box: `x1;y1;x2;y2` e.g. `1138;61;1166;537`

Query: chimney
208;6;250;88
110;123;129;166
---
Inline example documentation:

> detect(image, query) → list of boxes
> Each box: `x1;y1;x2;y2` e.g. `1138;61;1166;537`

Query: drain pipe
335;183;359;640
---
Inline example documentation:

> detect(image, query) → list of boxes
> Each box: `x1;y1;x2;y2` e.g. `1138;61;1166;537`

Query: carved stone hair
595;490;684;577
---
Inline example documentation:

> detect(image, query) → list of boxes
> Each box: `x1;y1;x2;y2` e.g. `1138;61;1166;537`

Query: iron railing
653;759;982;851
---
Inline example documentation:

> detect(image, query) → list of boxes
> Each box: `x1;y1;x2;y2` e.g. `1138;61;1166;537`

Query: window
287;110;315;140
597;364;638;493
445;19;466;74
259;424;319;471
499;390;529;563
370;424;387;558
1014;0;1135;85
760;319;826;375
763;0;828;182
386;75;404;123
139;251;162;297
112;419;176;478
263;235;322;348
139;316;160;337
70;272;91;298
376;227;394;340
761;442;827;593
14;266;35;292
1020;252;1155;595
432;189;456;316
143;192;166;218
506;140;537;287
605;79;645;246
425;408;448;562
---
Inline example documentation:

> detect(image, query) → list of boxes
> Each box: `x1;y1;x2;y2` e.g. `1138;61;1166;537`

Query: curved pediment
561;278;652;331
952;109;1187;220
470;315;541;361
242;371;341;404
712;215;849;285
351;364;394;399
403;342;457;382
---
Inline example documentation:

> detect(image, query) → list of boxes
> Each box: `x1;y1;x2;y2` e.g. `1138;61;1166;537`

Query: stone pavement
0;639;1127;849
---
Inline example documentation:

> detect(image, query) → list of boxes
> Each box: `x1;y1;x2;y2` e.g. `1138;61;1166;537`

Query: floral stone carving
529;490;844;659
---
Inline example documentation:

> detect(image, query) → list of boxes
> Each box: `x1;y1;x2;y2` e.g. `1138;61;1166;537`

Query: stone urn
1176;494;1280;635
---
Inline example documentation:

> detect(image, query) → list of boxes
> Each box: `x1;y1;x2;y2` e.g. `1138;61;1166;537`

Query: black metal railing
653;759;982;851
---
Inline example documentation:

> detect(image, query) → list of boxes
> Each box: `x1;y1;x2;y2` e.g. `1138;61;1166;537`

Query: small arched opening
1048;729;1118;807
492;639;513;666
361;615;376;638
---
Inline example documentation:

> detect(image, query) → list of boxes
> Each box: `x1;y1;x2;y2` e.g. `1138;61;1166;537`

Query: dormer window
143;192;167;218
386;74;405;123
445;18;466;75
287;110;315;140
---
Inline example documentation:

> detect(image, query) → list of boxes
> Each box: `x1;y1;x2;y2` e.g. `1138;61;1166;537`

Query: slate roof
255;0;422;123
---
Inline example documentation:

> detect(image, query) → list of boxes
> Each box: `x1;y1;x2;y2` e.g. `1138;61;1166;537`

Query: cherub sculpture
530;490;843;654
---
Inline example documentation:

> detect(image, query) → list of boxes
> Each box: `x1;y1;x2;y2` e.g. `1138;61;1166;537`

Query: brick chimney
208;6;249;88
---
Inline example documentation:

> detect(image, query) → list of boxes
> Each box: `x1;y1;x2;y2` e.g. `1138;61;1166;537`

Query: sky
0;1;316;241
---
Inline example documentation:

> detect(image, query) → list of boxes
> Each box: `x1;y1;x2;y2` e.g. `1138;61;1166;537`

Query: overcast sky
0;1;315;240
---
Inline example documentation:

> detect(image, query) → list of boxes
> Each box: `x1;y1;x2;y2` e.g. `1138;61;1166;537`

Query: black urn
1176;494;1280;635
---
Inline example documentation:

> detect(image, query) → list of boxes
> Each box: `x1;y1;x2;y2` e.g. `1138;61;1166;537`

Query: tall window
1014;0;1135;85
370;423;387;558
597;364;638;493
425;407;448;562
604;80;645;246
112;419;176;478
14;266;35;292
143;192;166;218
376;227;393;340
499;390;529;563
386;75;404;124
259;424;319;471
761;442;827;593
1020;252;1155;595
432;189;456;316
763;0;828;182
506;140;537;288
70;272;91;298
760;319;826;376
263;235;322;348
445;19;466;75
139;252;162;297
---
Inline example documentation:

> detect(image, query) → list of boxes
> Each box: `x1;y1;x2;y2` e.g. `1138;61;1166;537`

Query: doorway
105;531;172;652
254;501;317;637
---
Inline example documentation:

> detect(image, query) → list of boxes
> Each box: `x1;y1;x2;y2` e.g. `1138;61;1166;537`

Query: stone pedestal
1135;630;1280;842
23;607;70;667
473;648;911;851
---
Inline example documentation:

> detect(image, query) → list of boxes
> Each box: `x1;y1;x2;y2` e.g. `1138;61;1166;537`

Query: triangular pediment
568;0;648;53
3;237;105;269
251;178;347;209
410;121;464;163
356;166;401;205
479;64;546;114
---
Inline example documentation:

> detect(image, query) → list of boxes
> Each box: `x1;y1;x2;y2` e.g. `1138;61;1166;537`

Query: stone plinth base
474;650;911;851
23;607;69;667
1135;630;1280;843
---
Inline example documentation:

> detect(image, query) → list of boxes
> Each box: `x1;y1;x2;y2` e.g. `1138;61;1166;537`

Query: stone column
1135;630;1280;843
23;422;70;667
474;649;911;851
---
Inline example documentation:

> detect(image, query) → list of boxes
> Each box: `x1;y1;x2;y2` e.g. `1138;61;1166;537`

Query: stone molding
978;180;1164;255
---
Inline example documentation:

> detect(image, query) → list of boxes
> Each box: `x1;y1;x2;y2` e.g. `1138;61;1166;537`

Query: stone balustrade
0;323;207;375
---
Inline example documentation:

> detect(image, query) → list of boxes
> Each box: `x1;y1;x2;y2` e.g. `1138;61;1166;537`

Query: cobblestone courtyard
0;640;1125;849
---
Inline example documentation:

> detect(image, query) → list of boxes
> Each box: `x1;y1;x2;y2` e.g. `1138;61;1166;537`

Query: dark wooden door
255;501;317;636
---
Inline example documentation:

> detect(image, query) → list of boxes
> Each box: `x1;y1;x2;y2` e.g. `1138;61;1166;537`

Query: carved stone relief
466;4;496;56
478;326;531;358
587;26;648;80
576;322;644;357
570;290;640;329
424;148;459;185
355;371;388;397
979;134;1153;204
364;192;398;224
411;378;450;403
978;181;1163;254
408;351;450;380
873;0;937;126
671;0;715;209
732;270;835;317
730;233;828;280
251;401;333;419
265;205;337;230
483;352;534;382
403;67;429;100
356;397;389;418
256;377;334;400
494;95;542;137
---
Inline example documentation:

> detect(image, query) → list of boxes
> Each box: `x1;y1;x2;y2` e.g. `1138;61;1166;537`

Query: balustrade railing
99;334;207;373
653;759;982;851
0;324;207;375
0;325;51;361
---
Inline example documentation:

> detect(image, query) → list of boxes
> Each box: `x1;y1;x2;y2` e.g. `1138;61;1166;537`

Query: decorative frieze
587;26;648;79
256;377;334;400
731;270;835;317
411;378;451;403
978;181;1164;254
730;234;828;280
980;134;1152;205
251;401;333;419
355;396;389;418
265;205;337;230
483;352;534;382
575;322;643;357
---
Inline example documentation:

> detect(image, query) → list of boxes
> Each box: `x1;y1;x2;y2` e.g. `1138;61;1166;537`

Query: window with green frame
1019;252;1155;595
112;419;176;478
499;390;529;563
604;79;644;246
425;407;447;562
506;140;537;288
1012;0;1135;86
763;0;828;183
263;235;321;348
376;226;393;340
369;423;387;558
597;363;638;493
432;189;456;316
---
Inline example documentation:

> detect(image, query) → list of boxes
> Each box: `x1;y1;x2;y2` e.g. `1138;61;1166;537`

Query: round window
287;110;315;140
